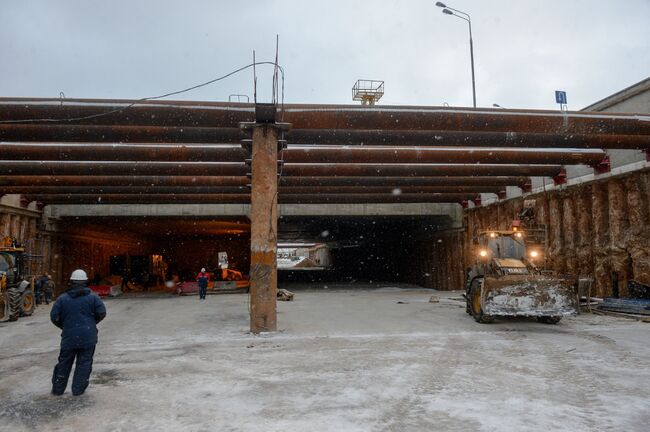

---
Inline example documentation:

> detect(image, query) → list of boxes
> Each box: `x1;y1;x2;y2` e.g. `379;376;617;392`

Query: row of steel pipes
2;98;649;332
2;99;649;205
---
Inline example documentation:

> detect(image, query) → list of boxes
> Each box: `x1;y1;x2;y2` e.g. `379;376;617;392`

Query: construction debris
429;296;440;303
277;289;294;301
628;280;650;300
598;298;650;316
592;308;650;322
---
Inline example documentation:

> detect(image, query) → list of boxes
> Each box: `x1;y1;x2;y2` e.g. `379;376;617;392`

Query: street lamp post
436;2;476;108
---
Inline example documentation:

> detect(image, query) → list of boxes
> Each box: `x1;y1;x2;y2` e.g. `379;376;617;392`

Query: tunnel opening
55;216;251;295
276;215;456;288
52;214;458;296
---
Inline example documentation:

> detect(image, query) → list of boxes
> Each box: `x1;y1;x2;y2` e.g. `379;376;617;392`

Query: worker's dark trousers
199;286;207;299
52;345;96;396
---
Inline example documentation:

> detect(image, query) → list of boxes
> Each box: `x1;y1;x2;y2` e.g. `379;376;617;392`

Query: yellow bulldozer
0;237;36;322
465;224;579;324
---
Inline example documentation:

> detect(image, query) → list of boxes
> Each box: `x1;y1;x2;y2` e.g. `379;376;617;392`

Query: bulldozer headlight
479;249;488;258
489;232;497;238
530;250;539;258
515;232;523;238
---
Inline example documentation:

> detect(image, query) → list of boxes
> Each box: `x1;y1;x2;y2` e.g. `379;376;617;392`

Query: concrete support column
249;124;280;333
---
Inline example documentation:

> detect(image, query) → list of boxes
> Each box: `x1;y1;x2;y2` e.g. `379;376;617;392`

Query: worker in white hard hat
196;267;211;300
50;268;107;396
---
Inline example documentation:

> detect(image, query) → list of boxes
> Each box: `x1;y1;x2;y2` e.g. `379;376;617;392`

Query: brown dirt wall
463;169;650;297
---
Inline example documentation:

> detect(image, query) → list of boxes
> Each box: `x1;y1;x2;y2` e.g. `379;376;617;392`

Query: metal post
249;123;279;333
440;5;476;107
468;21;476;108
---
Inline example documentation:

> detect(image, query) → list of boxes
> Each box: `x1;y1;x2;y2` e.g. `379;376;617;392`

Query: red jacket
196;271;211;282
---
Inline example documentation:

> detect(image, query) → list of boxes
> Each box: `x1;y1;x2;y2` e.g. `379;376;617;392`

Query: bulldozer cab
0;248;25;284
473;229;547;276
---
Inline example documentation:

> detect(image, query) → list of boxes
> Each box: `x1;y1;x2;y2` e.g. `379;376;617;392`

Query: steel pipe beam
1;125;648;149
0;161;563;177
0;175;250;187
0;143;605;165
2;186;250;194
288;130;650;150
281;147;605;165
0;161;248;176
0;143;245;161
1;98;648;136
0;175;530;188
0;125;242;144
282;164;563;177
1;185;504;195
0;143;606;165
0;99;254;128
22;194;251;204
23;193;477;204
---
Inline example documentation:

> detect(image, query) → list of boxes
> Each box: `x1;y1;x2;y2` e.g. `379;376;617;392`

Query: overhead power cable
0;61;285;124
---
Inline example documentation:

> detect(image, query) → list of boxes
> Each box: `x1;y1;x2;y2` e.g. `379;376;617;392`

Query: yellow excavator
465;224;579;324
0;236;35;322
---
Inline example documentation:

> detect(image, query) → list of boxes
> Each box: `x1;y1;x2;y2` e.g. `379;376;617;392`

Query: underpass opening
55;216;250;296
276;215;457;289
49;212;463;297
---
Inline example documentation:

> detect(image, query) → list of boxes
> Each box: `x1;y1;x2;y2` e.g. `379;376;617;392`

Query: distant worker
43;274;55;305
40;272;48;298
196;267;210;300
50;269;107;396
34;276;42;305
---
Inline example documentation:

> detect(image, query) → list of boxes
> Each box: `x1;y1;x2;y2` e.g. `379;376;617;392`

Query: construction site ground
1;285;649;432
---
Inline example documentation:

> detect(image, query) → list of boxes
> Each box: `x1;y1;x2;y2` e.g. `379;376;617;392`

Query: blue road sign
555;90;567;105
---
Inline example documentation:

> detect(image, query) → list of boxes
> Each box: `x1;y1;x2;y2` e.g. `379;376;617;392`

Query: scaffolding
352;80;384;105
21;237;46;277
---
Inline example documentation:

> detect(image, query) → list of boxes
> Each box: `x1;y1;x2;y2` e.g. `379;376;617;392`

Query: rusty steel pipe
287;129;650;149
0;143;246;162
282;193;477;203
1;185;503;195
0;161;248;176
0;99;254;127
22;194;251;204
23;193;476;204
0;125;243;143
0;175;530;188
2;124;649;149
0;175;249;187
281;107;650;135
1;98;648;136
282;164;564;177
0;143;605;165
281;147;605;165
0;161;563;177
2;186;251;194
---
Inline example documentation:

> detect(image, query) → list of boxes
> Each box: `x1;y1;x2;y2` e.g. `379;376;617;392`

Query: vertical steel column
245;112;289;333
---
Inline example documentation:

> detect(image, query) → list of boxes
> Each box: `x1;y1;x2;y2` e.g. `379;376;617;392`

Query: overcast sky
1;0;649;110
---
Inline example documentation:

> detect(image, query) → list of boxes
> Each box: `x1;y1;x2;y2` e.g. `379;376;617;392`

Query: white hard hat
70;269;88;281
201;268;206;272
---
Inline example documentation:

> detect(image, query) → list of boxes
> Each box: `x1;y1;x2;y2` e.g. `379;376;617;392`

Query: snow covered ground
1;286;649;432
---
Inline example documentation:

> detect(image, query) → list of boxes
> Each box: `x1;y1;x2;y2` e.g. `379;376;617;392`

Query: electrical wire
0;61;285;124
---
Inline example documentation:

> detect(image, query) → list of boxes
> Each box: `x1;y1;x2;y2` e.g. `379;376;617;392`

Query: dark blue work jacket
51;282;107;349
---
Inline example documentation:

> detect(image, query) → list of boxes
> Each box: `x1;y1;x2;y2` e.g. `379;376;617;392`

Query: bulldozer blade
482;275;579;317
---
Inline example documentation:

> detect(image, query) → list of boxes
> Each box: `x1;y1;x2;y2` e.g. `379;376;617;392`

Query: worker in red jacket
196;268;210;300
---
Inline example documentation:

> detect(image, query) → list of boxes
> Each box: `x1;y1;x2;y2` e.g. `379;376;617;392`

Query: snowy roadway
1;286;649;432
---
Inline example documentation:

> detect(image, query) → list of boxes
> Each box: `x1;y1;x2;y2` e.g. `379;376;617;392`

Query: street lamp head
435;1;447;7
442;8;454;15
